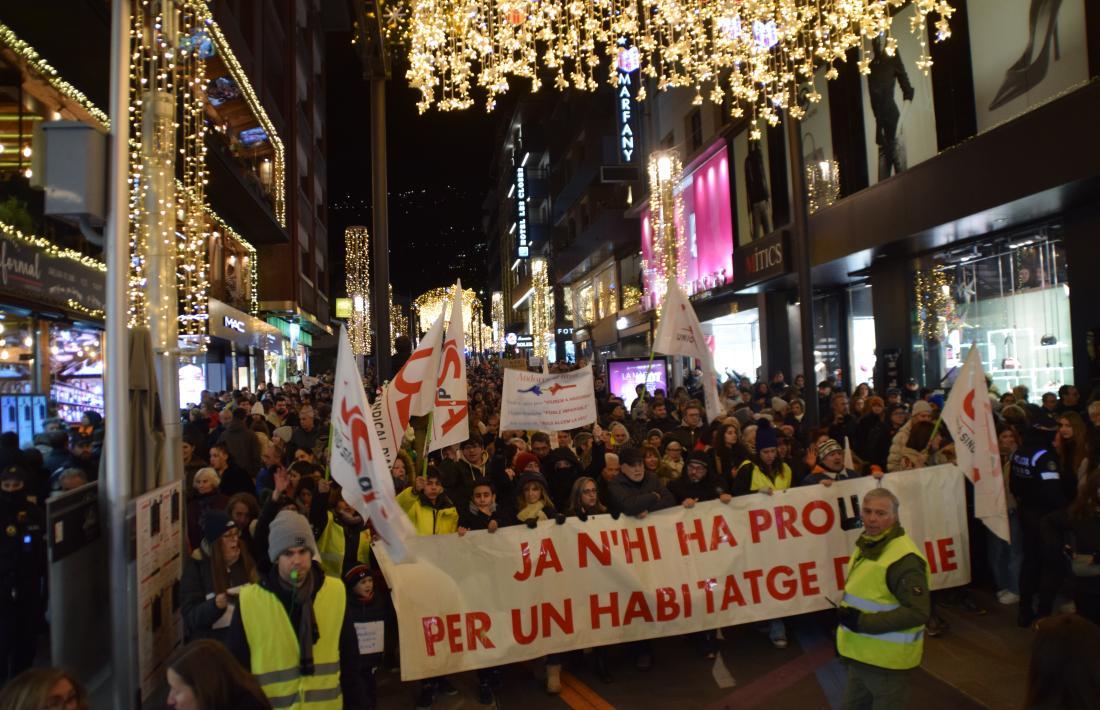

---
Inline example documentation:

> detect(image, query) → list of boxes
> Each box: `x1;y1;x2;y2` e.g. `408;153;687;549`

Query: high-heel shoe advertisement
968;0;1089;133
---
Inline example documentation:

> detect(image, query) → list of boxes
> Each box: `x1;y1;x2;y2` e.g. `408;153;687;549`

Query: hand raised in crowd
504;467;516;480
273;467;289;495
414;476;426;492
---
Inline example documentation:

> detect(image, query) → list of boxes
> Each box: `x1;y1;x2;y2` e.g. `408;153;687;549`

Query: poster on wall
968;0;1089;133
861;2;938;184
800;67;839;210
136;481;184;700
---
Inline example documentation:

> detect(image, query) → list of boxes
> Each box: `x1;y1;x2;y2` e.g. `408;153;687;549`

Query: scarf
517;499;547;522
278;567;318;675
468;500;498;516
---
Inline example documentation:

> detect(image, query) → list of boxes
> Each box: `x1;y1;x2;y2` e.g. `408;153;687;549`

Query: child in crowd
345;565;387;710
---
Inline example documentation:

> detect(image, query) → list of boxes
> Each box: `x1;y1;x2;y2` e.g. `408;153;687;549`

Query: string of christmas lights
646;150;685;310
914;266;954;343
530;257;553;361
345;226;372;355
389;284;407;353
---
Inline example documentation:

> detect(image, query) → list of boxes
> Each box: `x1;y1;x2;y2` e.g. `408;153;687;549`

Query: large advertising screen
641;143;735;309
607;356;670;409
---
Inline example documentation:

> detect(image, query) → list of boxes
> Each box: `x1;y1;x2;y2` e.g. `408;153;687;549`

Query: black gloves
555;514;567;525
525;518;538;529
837;606;862;631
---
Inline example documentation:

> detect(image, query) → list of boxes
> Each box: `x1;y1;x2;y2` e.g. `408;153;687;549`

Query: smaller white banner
500;366;598;432
355;621;385;655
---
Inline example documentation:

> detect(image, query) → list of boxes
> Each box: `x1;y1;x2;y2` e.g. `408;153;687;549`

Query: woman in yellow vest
836;488;931;709
225;510;368;709
732;420;793;647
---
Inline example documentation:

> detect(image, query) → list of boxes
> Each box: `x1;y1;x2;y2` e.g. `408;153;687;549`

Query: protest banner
331;326;415;562
499;366;598;432
376;465;970;680
653;282;723;422
430;280;469;452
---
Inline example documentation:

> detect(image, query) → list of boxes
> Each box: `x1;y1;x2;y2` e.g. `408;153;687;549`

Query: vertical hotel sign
616;41;640;163
514;158;529;259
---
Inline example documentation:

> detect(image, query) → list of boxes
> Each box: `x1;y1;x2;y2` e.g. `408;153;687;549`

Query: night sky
325;33;515;304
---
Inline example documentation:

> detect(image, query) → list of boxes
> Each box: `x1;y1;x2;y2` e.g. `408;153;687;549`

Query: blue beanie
929;394;945;410
755;419;779;451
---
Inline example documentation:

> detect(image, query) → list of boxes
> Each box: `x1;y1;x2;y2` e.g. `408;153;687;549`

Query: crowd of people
2;357;1100;708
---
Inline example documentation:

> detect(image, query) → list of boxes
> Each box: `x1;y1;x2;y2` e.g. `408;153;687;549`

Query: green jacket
851;525;931;635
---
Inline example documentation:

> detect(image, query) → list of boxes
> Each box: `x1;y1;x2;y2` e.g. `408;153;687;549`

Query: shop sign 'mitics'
617;44;640;163
515;165;528;259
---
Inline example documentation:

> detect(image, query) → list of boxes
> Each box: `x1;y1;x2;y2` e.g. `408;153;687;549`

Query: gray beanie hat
267;510;319;563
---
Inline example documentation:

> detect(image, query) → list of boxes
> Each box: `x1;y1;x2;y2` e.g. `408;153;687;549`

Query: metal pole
785;116;819;428
105;0;135;707
371;78;392;381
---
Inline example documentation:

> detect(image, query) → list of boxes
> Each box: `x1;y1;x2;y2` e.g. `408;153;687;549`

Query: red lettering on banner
647;526;663;560
803;500;835;535
511;607;538;644
622;592;655;625
622;527;652;563
766;565;798;600
513;539;563;581
423;616;444;656
446;614;464;653
774;506;802;540
698;578;718;613
511;600;575;644
391;348;434;425
578;531;612;567
590;592;620;629
834;555;850;590
925;537;958;573
799;561;821;595
466;612;495;651
656;587;679;621
711;515;738;550
721;575;746;609
743;568;764;604
677;518;706;555
749;509;772;543
435;338;468;436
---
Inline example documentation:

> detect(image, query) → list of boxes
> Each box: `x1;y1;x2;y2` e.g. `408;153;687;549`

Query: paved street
377;589;1032;709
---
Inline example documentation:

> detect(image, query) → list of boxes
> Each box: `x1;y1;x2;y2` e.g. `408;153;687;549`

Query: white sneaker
997;590;1020;605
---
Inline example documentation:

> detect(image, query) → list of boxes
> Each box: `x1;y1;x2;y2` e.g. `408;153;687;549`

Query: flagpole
421;411;434;477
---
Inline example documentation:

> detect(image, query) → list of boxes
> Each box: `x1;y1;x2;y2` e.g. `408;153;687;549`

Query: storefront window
49;325;104;424
594;262;618;320
0;312;35;394
914;237;1072;394
702;308;761;381
848;284;877;389
813;292;844;387
573;284;595;327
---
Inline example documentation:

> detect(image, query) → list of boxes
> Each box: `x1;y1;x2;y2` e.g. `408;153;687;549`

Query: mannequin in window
744;140;772;239
867;34;915;180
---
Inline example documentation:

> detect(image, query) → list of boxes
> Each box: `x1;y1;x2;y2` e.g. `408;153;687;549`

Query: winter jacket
886;420;917;473
800;465;858;486
180;545;255;642
541;448;583;513
607;470;676;517
668;472;727;504
458;503;516;531
219;420;263;478
440;454;490;513
187;491;228;551
396;487;459;535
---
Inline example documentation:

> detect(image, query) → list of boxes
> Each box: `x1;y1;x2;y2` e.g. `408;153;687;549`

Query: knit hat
344;564;375;586
755;420;779;450
513;451;541;473
0;465;27;484
686;450;710;467
911;400;933;417
251;401;265;416
272;426;294;444
202;509;236;546
817;438;843;459
514;470;549;493
771;397;790;415
267;510;319;562
928;394;945;410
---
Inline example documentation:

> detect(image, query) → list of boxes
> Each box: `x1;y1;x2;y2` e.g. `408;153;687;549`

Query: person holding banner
837;489;931;710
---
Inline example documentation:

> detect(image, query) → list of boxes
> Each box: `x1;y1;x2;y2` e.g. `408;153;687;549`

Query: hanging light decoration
914;266;954;343
530;257;553;361
389;284;408;354
345;226;372;355
806;157;841;213
414;285;481;348
645;149;685;309
403;0;956;127
491;291;505;352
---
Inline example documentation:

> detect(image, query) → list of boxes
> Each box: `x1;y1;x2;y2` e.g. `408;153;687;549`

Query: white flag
942;346;1010;542
331;327;415;563
652;282;723;422
372;311;446;468
430;281;469;451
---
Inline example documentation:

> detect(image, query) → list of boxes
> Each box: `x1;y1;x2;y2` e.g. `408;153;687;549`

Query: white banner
377;465;970;680
653;282;723;422
499;366;598;432
331;326;415;562
430;281;469;451
372;312;446;468
942;347;1010;542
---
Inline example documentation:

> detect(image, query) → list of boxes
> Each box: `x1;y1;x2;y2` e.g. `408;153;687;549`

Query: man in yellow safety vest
836;488;931;709
226;510;367;708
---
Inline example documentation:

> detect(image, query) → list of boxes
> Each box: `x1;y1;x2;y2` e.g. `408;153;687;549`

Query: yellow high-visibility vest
836;532;930;670
741;460;792;492
239;575;345;709
316;511;371;578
